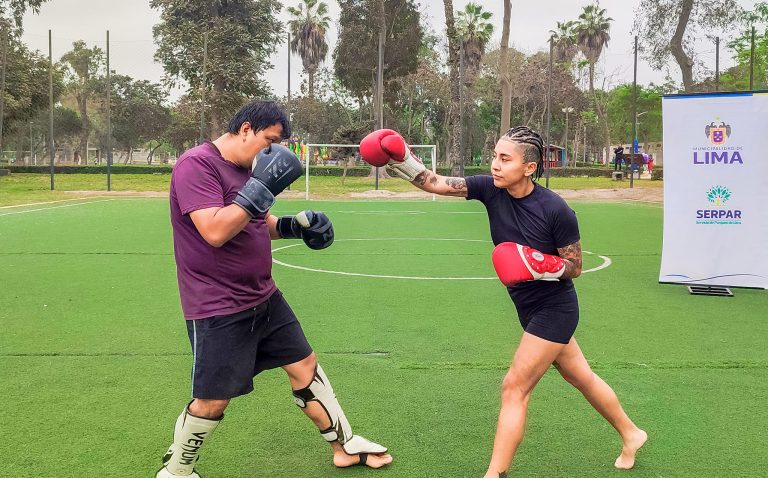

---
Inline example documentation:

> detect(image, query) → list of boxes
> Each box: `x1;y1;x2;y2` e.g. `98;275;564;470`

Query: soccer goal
301;143;437;200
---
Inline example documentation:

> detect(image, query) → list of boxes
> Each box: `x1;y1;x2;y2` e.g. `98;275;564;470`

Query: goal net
297;143;437;200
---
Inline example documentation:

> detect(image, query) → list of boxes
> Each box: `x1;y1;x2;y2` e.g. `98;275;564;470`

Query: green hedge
651;167;663;180
6;165;173;174
6;164;615;178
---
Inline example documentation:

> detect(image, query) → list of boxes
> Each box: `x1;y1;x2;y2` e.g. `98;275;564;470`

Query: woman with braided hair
360;126;647;477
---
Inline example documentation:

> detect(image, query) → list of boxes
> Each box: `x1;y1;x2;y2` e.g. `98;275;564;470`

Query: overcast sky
21;0;758;102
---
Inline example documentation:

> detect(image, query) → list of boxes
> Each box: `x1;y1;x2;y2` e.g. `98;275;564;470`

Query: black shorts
186;289;313;400
512;292;579;345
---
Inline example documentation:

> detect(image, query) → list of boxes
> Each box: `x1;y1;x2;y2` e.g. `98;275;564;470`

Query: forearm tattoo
444;177;467;196
413;170;434;187
498;472;508;478
557;241;583;279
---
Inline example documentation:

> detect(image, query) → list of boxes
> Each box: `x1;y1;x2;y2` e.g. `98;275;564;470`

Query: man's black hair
228;100;291;139
502;126;544;181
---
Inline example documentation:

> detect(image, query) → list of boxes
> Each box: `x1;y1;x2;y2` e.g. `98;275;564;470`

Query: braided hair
501;126;544;181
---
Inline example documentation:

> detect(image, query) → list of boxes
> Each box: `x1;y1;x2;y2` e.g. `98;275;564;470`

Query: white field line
272;238;612;280
0;196;113;209
0;199;115;217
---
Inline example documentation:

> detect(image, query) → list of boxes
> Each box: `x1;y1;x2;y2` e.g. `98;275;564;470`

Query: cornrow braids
502;126;544;181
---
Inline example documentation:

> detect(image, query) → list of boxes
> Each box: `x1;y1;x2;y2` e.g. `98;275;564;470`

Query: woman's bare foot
333;449;393;469
615;428;647;469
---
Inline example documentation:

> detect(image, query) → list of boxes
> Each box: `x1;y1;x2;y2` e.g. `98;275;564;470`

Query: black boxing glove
234;144;302;217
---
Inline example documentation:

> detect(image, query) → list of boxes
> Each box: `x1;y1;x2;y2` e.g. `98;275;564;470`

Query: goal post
302;143;437;200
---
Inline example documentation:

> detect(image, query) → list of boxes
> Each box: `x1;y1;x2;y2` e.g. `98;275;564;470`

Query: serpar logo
697;185;741;224
706;185;731;206
705;120;731;145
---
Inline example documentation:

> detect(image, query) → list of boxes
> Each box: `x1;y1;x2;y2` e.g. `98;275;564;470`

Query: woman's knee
500;371;534;404
558;366;596;390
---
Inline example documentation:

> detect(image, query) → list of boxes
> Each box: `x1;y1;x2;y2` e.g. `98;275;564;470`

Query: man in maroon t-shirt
156;100;392;478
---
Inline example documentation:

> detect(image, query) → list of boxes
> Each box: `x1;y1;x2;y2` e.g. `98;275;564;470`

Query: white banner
660;92;768;289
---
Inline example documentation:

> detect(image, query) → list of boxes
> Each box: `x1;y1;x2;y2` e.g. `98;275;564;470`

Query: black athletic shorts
186;289;313;400
511;289;579;345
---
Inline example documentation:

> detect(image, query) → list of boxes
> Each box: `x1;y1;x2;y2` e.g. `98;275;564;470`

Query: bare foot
615;428;647;469
333;450;393;469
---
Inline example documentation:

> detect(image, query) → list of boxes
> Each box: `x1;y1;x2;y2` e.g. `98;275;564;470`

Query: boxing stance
157;100;391;478
360;127;646;477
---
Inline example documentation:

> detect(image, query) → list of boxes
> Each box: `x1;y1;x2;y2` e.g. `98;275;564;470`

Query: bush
6;164;616;179
651;167;663;180
7;165;173;174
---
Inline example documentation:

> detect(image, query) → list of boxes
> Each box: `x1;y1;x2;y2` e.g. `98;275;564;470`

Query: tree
549;21;578;64
334;0;422;104
499;0;511;136
574;3;612;162
110;75;171;163
634;0;743;92
1;37;63;131
574;4;612;94
59;40;104;164
164;95;200;155
0;0;48;30
456;2;493;79
152;0;283;137
722;2;768;90
287;0;331;99
443;0;462;174
606;84;663;146
455;2;493;167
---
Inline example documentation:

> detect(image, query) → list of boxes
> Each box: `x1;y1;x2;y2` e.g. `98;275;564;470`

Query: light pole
562;107;573;167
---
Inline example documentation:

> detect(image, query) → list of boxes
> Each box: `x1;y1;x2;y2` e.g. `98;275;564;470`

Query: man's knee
190;398;229;419
284;352;318;385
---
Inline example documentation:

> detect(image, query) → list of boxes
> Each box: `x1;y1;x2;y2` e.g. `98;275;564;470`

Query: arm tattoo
498;472;508;478
444;177;467;197
414;170;430;186
557;241;583;279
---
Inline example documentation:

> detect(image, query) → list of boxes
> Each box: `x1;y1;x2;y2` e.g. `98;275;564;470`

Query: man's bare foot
333;449;393;469
615;428;647;469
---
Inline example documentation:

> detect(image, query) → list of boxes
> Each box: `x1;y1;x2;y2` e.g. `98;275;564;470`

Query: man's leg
283;353;393;469
484;332;566;478
156;399;228;477
553;337;647;469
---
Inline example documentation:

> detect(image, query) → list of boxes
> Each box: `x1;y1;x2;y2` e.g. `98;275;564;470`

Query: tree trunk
308;68;316;99
77;92;89;165
443;0;462;176
670;0;695;91
147;142;162;165
499;0;512;136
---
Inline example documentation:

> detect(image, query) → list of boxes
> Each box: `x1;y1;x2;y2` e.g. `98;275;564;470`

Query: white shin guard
159;403;221;477
292;364;387;455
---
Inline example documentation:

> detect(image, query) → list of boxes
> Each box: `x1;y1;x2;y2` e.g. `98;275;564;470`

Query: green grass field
0;172;662;205
1;193;765;477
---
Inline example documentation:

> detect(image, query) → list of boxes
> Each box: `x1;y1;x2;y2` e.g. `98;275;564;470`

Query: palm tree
574;3;613;164
574;3;612;93
549;20;578;64
287;0;331;98
456;2;494;79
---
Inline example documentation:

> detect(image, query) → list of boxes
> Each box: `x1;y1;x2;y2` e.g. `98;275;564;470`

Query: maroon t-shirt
170;142;276;320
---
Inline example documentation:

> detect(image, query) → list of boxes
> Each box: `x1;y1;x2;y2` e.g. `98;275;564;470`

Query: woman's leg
553;337;647;469
484;332;566;478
